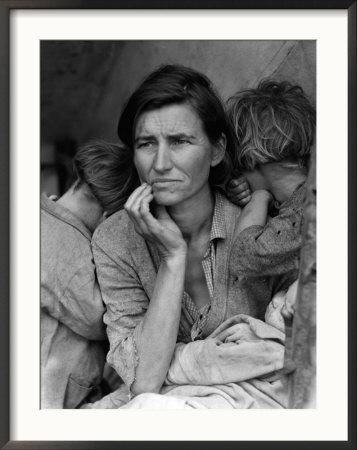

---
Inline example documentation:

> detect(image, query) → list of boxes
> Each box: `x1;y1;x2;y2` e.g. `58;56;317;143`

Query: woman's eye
137;142;153;149
173;139;188;146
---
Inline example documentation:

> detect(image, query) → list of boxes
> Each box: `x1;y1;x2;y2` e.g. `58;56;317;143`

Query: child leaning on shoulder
226;79;315;319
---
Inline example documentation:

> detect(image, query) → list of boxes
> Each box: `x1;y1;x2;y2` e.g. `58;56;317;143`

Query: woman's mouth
151;179;179;185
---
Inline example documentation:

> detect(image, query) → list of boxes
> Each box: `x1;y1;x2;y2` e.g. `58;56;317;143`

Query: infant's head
265;280;298;331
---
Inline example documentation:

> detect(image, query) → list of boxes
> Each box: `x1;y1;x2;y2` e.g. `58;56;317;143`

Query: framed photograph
0;1;355;449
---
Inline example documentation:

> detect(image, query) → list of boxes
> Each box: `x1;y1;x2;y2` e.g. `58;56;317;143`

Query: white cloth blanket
122;311;289;409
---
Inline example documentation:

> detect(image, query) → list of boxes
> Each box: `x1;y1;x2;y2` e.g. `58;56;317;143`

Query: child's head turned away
228;79;316;175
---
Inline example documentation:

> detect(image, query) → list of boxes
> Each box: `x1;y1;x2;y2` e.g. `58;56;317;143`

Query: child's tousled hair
73;140;139;216
228;79;316;171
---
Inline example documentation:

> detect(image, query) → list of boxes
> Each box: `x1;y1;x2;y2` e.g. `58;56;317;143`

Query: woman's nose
153;143;173;172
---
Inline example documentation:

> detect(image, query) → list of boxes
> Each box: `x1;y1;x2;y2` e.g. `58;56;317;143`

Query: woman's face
133;103;224;207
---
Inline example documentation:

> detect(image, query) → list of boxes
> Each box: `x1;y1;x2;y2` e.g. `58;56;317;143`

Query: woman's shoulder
92;209;141;251
214;190;243;238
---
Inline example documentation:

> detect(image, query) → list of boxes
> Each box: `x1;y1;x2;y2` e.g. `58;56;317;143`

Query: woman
92;65;296;404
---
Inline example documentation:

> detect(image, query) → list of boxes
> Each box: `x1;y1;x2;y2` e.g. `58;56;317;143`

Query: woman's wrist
162;247;187;268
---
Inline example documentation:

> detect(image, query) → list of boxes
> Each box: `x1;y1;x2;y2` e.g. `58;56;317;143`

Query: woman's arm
132;253;186;394
122;183;188;395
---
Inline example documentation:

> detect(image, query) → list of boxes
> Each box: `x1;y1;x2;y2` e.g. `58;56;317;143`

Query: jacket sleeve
41;262;107;341
91;239;149;391
234;208;303;277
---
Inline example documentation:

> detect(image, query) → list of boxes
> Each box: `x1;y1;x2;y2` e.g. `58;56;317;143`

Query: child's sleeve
234;204;303;277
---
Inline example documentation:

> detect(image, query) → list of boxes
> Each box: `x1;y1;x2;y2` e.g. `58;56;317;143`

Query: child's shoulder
278;182;306;216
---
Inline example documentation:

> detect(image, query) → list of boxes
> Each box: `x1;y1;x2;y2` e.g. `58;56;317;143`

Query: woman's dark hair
73;140;139;216
117;64;238;186
228;79;316;170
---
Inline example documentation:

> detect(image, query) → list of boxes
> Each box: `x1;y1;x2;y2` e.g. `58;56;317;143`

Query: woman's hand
123;183;187;394
124;183;187;259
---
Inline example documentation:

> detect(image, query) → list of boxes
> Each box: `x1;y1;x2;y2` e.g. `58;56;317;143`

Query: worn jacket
41;194;107;408
235;184;306;276
92;192;297;390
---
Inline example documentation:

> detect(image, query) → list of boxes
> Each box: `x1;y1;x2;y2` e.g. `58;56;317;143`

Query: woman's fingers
125;183;153;236
124;182;149;210
141;204;187;256
127;185;174;243
155;204;171;220
124;183;186;256
154;205;185;240
136;190;156;233
143;205;182;242
139;193;161;233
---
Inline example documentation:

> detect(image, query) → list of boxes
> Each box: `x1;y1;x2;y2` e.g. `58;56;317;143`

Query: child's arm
233;185;306;277
236;189;273;234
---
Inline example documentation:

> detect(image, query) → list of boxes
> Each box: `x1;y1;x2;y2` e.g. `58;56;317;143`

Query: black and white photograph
40;40;316;411
1;3;354;446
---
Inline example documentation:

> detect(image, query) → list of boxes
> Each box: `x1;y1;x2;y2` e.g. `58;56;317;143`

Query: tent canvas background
40;40;316;194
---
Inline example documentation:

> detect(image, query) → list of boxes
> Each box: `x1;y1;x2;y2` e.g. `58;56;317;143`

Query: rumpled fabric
123;306;290;409
165;314;285;387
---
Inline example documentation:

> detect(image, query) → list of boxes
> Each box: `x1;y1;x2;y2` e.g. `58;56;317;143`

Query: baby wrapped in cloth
120;282;297;409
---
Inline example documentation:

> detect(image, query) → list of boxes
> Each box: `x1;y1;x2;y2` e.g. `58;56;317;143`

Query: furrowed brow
134;134;155;144
169;133;196;140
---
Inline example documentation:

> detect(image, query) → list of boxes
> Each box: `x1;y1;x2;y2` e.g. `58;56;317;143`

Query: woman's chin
153;192;181;207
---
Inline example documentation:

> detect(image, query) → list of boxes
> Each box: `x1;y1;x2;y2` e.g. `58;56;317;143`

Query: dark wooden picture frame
0;1;356;449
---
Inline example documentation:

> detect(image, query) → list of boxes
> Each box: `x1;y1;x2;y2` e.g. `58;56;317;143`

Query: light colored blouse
92;190;297;391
